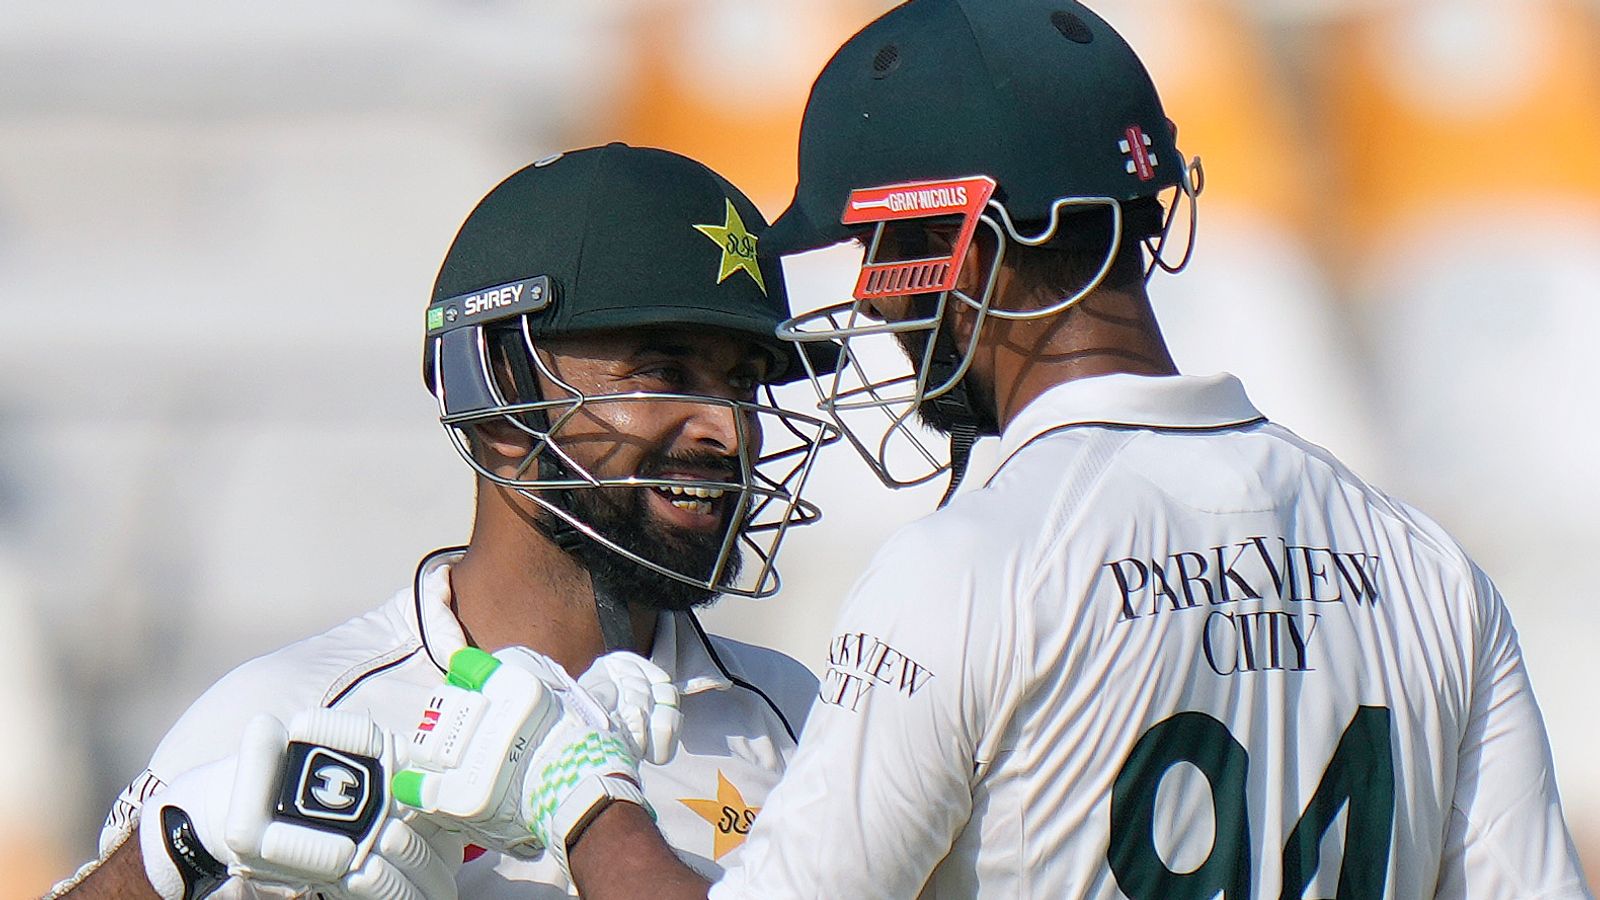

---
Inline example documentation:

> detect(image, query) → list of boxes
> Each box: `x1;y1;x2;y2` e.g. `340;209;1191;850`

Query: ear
474;418;538;466
952;227;993;298
947;293;980;348
947;229;998;346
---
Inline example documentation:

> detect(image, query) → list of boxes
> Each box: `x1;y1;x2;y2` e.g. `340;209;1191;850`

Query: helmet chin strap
587;568;642;652
924;317;999;510
937;420;979;510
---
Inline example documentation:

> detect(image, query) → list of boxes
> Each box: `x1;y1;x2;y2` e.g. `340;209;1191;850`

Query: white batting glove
578;651;681;766
137;710;461;900
392;646;653;879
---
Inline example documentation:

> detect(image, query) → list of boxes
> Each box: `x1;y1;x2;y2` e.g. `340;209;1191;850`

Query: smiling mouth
651;483;729;517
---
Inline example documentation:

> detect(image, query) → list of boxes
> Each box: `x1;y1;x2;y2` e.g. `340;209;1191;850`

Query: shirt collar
405;547;732;694
407;547;469;675
651;611;735;697
995;373;1266;465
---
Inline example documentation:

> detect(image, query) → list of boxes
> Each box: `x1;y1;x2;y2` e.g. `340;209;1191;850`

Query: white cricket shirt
101;548;816;898
712;373;1590;899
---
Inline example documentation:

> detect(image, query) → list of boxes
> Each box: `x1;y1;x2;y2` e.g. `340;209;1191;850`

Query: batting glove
138;709;461;900
578;651;681;766
391;647;658;879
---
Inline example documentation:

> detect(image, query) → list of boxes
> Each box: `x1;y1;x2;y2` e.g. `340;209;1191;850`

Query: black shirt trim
413;546;468;675
687;613;799;744
324;649;421;709
990;417;1269;485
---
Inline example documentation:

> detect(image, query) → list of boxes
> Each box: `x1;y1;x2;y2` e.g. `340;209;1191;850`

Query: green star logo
693;199;766;295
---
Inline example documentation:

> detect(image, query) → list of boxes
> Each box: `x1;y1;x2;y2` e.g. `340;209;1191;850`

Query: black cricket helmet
424;143;837;599
770;0;1202;493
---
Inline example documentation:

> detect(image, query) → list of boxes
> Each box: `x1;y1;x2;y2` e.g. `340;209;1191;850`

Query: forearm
568;802;711;900
55;837;162;899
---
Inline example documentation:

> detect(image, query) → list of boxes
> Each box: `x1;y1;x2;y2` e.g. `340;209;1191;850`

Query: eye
728;371;761;398
632;364;689;390
925;225;959;253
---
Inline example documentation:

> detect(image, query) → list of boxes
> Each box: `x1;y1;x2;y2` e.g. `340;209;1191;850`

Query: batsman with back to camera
402;1;1593;897
51;143;838;899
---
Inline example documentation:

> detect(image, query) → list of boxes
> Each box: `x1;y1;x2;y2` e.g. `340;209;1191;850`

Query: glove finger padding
394;647;563;859
225;711;394;887
380;816;465;900
579;652;681;766
139;710;461;900
326;817;461;900
394;646;653;879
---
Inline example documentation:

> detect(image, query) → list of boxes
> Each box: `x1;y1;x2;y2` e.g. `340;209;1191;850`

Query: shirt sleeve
95;662;320;899
99;679;263;850
99;766;300;900
1433;567;1591;899
710;516;1022;899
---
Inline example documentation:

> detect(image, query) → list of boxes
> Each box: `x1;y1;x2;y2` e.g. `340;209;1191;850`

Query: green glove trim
448;647;502;691
528;733;638;838
391;769;426;809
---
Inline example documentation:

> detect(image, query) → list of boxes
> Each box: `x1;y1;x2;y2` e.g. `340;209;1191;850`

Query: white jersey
714;373;1590;900
102;548;816;898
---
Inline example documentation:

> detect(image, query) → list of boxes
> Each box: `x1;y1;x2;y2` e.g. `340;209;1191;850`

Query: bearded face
561;450;746;612
890;310;999;438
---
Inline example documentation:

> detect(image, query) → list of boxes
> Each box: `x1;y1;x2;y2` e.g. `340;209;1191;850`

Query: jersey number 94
1109;706;1394;899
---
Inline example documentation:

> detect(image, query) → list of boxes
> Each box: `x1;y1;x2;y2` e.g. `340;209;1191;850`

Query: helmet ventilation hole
1051;11;1093;44
871;43;901;78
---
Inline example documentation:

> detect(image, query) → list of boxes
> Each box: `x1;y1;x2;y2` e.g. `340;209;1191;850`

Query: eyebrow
631;340;699;360
632;339;769;373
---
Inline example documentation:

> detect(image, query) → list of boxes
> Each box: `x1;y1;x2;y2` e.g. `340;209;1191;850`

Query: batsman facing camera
61;144;826;900
423;144;838;633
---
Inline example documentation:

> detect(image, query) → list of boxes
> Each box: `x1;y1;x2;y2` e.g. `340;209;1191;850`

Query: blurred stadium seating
1308;0;1600;867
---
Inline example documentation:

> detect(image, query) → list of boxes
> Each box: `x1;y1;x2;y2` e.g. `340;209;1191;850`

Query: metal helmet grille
779;244;998;490
428;317;837;598
777;168;1201;490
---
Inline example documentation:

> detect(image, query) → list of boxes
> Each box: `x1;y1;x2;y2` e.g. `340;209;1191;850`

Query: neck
448;484;658;677
984;282;1177;430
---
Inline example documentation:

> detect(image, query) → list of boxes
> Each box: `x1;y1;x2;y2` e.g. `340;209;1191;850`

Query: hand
138;710;461;900
392;647;653;879
579;651;681;766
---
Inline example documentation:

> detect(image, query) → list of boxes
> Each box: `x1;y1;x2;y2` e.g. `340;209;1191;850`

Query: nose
681;397;742;454
678;398;752;461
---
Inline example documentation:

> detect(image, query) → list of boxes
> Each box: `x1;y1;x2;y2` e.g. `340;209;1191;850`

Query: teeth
655;484;727;499
669;499;713;514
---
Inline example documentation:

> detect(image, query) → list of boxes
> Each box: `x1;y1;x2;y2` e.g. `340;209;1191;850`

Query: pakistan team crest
679;771;761;860
693;198;766;295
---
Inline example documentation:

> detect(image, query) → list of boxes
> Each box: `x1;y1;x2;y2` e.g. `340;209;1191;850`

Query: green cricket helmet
767;0;1191;255
769;0;1201;500
423;143;837;606
427;142;811;390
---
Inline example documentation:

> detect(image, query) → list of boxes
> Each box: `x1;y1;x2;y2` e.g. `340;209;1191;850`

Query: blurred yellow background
2;0;1596;895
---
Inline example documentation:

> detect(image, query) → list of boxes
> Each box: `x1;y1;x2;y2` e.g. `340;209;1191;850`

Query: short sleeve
92;654;345;899
1433;567;1589;898
711;516;1023;899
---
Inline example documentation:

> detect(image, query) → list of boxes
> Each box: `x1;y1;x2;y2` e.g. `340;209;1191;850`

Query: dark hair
1004;197;1163;303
